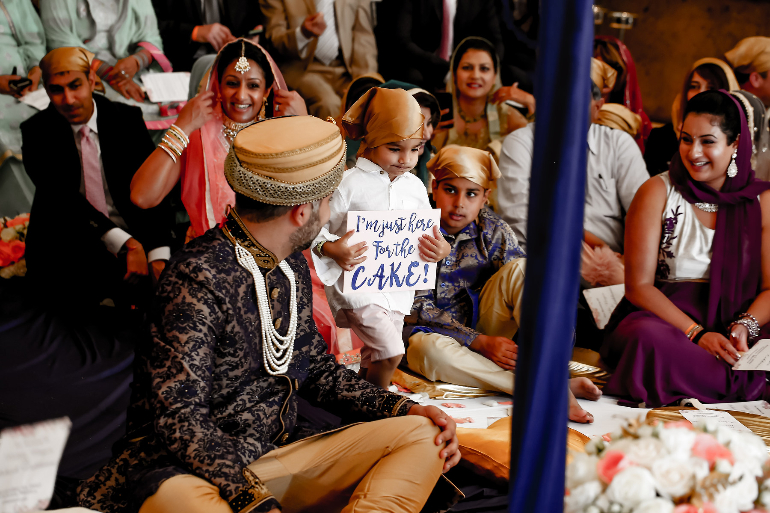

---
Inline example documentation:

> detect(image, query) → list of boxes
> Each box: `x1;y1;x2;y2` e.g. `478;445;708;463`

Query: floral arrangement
565;418;770;513
0;213;29;278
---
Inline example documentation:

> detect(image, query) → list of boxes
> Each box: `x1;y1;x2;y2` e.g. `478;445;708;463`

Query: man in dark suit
376;0;504;92
22;47;175;312
151;0;265;71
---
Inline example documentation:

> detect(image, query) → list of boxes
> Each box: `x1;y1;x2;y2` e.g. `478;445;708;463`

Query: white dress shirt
71;101;170;262
496;122;649;253
311;157;432;318
295;0;340;61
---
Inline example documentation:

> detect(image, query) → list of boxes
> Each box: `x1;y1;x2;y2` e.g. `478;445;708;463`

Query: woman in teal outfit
40;0;172;115
0;0;45;215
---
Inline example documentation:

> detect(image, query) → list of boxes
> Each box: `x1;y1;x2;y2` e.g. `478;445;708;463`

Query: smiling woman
432;37;535;161
129;39;308;239
599;90;770;407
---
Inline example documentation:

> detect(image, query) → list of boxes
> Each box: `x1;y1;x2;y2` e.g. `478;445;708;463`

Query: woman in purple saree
601;89;770;407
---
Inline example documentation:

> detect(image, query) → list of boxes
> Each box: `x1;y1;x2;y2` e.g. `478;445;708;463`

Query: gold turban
597;104;642;137
225;116;346;206
40;47;95;82
342;87;424;156
726;37;770;74
427;145;501;190
591;57;618;91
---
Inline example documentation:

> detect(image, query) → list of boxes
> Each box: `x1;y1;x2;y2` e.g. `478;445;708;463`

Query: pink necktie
79;126;110;217
438;0;452;61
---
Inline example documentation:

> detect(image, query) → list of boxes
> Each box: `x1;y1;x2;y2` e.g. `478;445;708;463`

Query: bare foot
569;389;594;424
569;377;602;401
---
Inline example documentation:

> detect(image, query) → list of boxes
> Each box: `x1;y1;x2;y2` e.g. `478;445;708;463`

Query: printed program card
19;89;50;111
0;417;71;513
582;284;625;330
141;72;191;103
703;400;770;419
679;409;753;434
732;339;770;371
343;209;441;293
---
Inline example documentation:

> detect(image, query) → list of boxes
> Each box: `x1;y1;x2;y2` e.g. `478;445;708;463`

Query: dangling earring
258;97;267;120
727;149;738;178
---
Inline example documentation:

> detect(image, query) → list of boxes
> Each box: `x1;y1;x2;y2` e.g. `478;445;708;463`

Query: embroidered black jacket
78;227;415;513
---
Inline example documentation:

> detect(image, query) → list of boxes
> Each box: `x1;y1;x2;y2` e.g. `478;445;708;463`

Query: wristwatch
314;240;326;258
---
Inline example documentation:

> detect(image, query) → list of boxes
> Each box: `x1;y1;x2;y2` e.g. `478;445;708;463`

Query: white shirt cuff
310;228;342;286
147;246;171;262
296;26;311;58
101;227;132;256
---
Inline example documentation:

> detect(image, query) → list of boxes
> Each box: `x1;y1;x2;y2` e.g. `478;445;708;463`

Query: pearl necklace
694;202;718;213
234;243;298;375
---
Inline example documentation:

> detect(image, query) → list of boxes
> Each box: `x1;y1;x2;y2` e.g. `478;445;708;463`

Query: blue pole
508;1;594;511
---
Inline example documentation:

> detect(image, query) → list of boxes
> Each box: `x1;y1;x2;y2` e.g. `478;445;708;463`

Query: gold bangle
158;143;177;163
687;325;704;340
168;124;189;146
162;135;184;155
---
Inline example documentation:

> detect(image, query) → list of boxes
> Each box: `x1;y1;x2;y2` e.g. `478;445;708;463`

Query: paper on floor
702;400;770;419
732;339;770;371
142;72;191;103
568;396;650;439
679;409;753;433
423;395;513;429
0;417;71;513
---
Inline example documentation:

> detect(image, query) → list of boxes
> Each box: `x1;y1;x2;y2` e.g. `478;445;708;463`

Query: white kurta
311;157;432;319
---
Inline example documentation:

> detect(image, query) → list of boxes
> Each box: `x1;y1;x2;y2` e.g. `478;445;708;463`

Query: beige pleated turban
225;116;346;206
726;37;770;74
428;145;501;190
342;87;424;156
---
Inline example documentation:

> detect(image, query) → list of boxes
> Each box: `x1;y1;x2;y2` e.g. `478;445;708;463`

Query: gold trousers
139;416;444;513
406;258;527;395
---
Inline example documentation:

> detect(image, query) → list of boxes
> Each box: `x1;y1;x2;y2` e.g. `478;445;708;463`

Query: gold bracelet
687;325;704;340
168;124;189;146
162;135;184;155
158;142;177;163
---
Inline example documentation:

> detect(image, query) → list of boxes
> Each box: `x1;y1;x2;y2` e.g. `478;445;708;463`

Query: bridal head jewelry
235;40;250;74
727;148;738;178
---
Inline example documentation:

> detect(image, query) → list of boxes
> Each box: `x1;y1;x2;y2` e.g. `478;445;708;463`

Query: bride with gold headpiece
130;38;307;239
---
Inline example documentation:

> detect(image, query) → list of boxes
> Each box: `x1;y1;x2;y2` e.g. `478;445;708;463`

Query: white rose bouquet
565;418;770;513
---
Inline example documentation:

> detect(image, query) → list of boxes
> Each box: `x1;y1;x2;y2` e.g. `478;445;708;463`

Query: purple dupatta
668;90;770;330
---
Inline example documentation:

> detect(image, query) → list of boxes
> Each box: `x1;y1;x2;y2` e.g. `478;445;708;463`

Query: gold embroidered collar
222;208;278;269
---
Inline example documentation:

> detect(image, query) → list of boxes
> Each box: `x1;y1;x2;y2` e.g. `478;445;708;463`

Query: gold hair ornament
235;41;250;74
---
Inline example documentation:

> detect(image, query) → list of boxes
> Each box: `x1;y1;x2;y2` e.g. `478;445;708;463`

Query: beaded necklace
224;209;297;375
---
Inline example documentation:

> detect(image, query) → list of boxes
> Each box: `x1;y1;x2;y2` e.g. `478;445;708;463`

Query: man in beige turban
21;47;174;311
78;115;461;513
726;36;770;106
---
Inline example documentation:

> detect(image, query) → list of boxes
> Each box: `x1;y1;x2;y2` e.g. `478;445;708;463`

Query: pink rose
665;420;695;430
597;450;634;484
8;240;24;262
673;504;718;513
692;433;734;467
0;241;13;267
6;213;29;227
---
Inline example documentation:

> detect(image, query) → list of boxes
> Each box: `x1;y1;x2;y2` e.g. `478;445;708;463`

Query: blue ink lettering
351;266;367;290
405;261;420;287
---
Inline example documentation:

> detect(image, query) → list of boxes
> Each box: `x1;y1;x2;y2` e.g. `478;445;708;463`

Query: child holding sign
404;145;602;423
311;88;450;389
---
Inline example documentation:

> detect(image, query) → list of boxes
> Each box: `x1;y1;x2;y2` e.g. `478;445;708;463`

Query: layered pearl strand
234;243;298;375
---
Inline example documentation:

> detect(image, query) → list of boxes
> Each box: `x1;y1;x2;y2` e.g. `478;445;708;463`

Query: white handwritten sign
583;284;625;330
343;209;440;293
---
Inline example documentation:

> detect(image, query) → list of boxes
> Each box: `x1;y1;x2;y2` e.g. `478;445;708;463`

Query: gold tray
568;360;612;388
391;368;498;399
648;407;770;449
